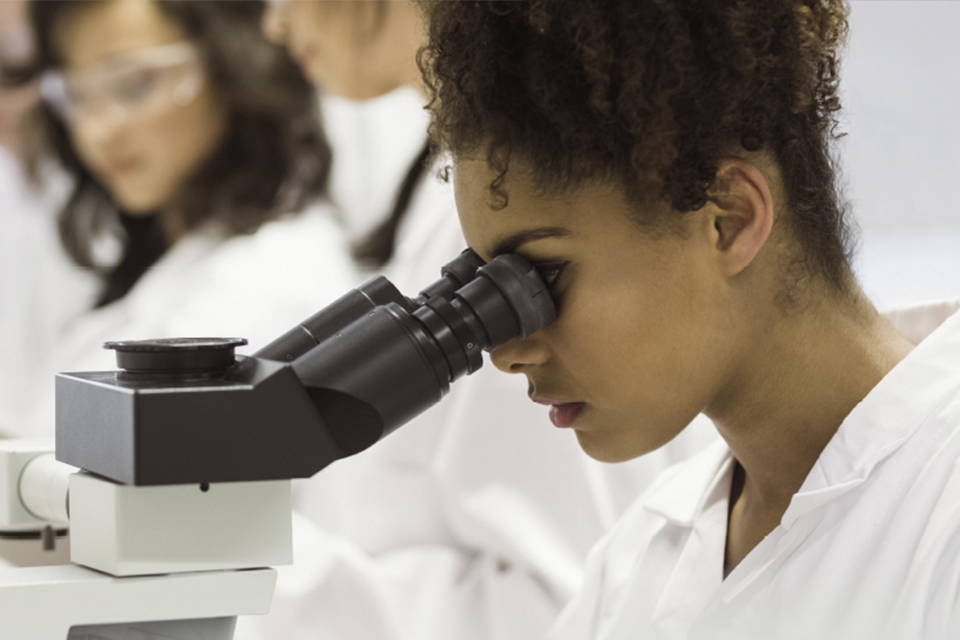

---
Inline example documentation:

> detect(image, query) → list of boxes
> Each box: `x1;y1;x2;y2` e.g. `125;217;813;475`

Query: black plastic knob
104;337;248;374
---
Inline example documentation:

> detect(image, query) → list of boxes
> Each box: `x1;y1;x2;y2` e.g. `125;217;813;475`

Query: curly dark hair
420;0;855;291
21;0;330;307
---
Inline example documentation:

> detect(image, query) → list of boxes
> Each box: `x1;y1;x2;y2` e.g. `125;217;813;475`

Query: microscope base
0;564;275;640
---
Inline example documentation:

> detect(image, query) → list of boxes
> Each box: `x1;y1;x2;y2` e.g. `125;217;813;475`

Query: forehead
55;0;186;70
453;156;638;261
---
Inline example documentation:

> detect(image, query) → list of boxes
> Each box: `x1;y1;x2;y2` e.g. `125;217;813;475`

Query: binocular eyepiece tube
259;249;557;455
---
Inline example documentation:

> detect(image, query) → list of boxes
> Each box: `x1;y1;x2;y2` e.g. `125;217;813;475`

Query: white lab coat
320;86;432;244
0;200;357;437
235;88;719;640
0;150;98;438
550;299;960;640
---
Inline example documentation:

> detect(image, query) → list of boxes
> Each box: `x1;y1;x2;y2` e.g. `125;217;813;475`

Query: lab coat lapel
646;457;731;636
702;302;960;613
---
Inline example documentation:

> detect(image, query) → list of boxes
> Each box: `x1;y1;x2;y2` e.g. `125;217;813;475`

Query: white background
843;1;960;307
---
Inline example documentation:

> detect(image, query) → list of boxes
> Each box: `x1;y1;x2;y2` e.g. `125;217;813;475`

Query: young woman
0;0;355;438
233;3;717;640
420;1;960;638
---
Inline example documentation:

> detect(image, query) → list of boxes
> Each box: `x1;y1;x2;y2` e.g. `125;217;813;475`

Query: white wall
842;1;960;307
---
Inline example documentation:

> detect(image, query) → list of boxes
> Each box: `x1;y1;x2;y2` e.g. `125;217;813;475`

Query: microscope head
54;250;556;486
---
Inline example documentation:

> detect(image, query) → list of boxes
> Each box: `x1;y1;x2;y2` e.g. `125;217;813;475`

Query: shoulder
888;455;960;636
204;201;357;285
882;298;960;346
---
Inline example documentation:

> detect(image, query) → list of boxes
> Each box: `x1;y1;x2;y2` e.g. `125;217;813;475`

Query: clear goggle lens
40;42;203;127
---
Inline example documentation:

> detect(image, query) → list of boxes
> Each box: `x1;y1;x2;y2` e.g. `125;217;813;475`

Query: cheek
139;96;226;199
288;8;362;92
100;94;227;212
558;253;722;409
68;125;102;171
557;267;722;462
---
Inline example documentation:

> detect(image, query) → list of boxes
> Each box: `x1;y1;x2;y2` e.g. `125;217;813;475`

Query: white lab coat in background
235;88;719;640
0;150;98;438
551;299;960;640
320;86;431;244
0;201;357;438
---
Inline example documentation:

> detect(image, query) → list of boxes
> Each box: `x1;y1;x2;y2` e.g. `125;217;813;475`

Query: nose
489;335;550;374
261;2;288;45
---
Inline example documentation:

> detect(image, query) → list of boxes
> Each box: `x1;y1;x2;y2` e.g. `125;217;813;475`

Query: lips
532;396;585;428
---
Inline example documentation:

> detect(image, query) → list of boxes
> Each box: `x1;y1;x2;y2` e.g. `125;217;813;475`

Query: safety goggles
40;42;204;128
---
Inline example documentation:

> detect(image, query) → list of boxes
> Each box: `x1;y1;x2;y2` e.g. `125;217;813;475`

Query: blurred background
841;0;960;307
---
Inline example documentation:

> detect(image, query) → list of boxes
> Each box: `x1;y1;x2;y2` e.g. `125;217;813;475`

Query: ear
708;158;775;278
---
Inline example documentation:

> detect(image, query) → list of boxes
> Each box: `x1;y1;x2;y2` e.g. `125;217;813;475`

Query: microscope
0;249;555;639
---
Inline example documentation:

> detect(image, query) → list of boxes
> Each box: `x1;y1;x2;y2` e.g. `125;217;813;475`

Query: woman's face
262;0;423;100
52;0;228;214
455;158;746;463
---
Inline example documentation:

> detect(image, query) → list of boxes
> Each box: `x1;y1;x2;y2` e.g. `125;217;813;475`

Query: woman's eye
535;261;570;288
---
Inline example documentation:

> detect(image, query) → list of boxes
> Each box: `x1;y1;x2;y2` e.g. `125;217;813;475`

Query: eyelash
534;261;570;289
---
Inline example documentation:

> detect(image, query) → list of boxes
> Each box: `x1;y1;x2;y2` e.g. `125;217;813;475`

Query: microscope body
0;250;556;639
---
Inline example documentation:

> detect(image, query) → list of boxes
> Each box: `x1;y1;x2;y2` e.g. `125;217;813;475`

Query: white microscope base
0;564;276;640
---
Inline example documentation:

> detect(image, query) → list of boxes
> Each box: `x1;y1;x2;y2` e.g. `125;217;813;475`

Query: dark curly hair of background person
420;0;856;292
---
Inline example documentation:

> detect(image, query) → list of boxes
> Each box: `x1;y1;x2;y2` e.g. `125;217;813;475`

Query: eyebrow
489;227;570;257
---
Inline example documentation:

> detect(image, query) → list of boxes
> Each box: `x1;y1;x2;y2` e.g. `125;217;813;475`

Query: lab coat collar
642;439;734;527
782;301;960;529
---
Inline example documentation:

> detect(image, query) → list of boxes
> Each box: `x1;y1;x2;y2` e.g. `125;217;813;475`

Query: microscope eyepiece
455;254;557;345
414;248;486;303
290;250;557;455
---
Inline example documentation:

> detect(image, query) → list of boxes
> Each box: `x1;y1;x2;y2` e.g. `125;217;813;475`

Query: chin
119;202;159;215
573;425;670;464
113;188;163;215
574;430;638;463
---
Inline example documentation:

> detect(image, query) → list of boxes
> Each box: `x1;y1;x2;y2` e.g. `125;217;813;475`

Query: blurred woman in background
0;0;355;438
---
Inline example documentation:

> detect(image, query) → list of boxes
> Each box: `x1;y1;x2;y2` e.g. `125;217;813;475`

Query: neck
713;282;914;576
159;207;187;246
709;284;914;512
